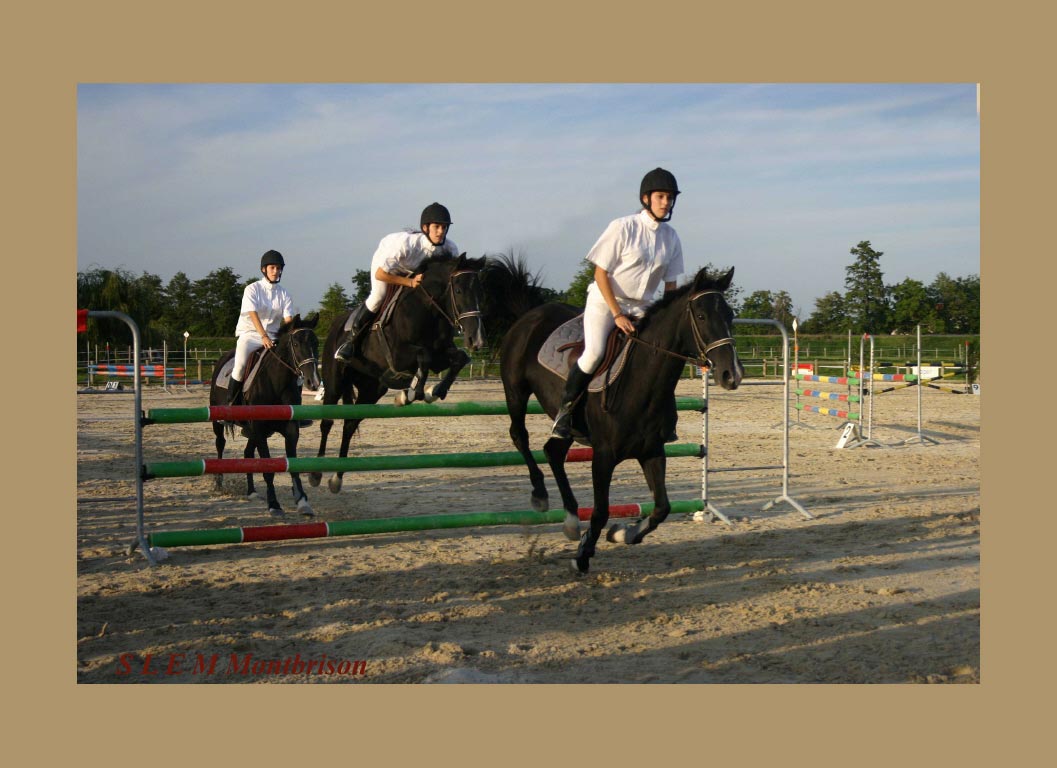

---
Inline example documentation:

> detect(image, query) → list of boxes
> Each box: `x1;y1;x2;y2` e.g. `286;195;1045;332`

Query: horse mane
479;251;553;352
636;269;731;333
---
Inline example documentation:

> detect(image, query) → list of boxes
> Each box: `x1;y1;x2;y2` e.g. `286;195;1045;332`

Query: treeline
77;239;979;348
77;266;249;348
736;241;979;335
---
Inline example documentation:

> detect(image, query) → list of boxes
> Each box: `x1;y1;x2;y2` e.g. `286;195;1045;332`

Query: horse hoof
563;513;581;541
247;491;262;501
394;390;409;406
606;524;628;544
531;494;549;513
569;557;590;576
269;507;285;517
327;476;343;494
297;500;315;518
308;472;321;487
423;388;437;404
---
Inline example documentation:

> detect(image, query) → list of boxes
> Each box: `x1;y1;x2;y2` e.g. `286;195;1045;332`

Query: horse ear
691;268;710;292
302;311;320;329
456;252;467;268
717;267;735;292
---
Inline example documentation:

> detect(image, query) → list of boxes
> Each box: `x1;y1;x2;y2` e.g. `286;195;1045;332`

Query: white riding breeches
578;294;646;373
232;334;265;381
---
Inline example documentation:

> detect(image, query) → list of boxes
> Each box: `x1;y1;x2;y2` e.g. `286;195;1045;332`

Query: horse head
422;253;486;353
685;267;743;390
277;313;321;391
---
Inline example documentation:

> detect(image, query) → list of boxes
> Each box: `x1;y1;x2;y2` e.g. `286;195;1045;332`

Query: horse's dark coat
311;254;486;492
499;267;742;573
208;314;321;516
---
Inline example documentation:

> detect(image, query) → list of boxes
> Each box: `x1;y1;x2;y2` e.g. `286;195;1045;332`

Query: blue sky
77;83;979;318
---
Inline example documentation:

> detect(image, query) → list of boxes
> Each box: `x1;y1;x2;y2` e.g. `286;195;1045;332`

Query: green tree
317;282;352;336
351;269;372;304
844;240;890;333
802;291;848;333
929;272;980;334
191;267;244;337
77;267;167;347
159;271;195;342
772;290;795;331
564;259;595;307
739;290;775;319
888;278;936;333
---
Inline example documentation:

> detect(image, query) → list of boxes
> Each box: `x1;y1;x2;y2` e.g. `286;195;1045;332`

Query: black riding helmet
260;249;285;283
639;168;680;222
420;202;452;247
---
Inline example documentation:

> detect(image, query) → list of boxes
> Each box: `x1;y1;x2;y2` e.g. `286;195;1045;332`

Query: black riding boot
549;365;593;440
227;377;244;407
334;304;377;362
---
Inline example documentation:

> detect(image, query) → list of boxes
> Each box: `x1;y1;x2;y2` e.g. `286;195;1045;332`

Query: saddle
537;315;632;392
342;284;405;334
215;347;268;393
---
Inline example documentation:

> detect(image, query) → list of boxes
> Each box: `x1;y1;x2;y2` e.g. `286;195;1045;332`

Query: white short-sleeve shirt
585;210;684;311
372;231;461;275
235;278;294;338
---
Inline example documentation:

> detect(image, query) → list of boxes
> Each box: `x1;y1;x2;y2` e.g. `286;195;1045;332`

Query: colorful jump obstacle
792;325;976;449
78;308;812;565
95;364;186;377
138;397;714;554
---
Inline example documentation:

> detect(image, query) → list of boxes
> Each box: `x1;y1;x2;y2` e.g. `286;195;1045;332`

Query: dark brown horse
310;254;486;493
209;314;321;516
500;267;742;574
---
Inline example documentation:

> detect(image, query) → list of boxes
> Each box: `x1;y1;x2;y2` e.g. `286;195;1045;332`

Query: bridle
627;288;735;370
265;327;318;379
418;269;482;330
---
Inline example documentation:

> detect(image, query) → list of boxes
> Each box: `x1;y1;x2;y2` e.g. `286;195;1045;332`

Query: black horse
209;314;321;516
310;254;486;493
500;267;743;574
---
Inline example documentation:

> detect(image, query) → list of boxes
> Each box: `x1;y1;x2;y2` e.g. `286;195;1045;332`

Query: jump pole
145;397;709;424
147;500;708;549
142;443;704;479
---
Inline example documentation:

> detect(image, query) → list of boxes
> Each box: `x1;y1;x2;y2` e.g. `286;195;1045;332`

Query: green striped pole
143;442;704;479
145;397;707;424
147;499;707;548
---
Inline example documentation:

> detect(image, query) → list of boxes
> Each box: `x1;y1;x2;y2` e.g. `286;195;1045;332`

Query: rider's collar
638;209;662;230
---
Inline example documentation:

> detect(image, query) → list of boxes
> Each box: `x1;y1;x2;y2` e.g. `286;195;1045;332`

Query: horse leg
544;436;581;540
608;451;670;545
426;347;470;402
571;452;617;575
254;434;284;516
310;374;345;487
506;386;550;514
243;434;261;500
395;350;429;406
213;421;226;492
329;382;382;493
285;422;313;517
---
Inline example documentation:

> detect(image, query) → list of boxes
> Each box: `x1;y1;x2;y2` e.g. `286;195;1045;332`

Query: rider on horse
334;202;461;362
549;168;685;440
229;249;295;406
